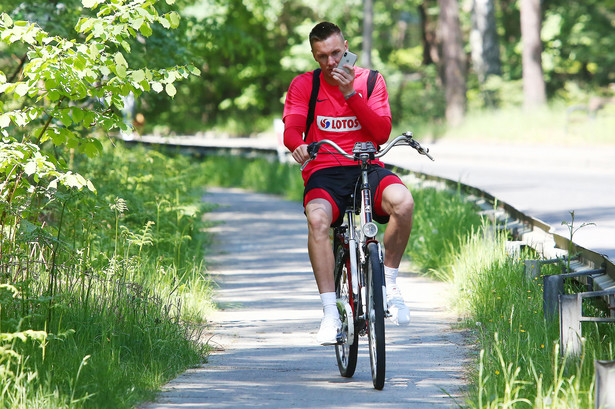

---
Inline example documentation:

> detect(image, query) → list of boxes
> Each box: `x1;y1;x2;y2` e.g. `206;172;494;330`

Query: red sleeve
346;93;391;145
283;114;306;152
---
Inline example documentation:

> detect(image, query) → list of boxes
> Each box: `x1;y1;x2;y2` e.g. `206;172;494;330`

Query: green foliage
0;2;207;407
542;0;615;89
386;64;446;129
0;2;198;152
405;184;483;280
5;0;613;136
0;140;214;408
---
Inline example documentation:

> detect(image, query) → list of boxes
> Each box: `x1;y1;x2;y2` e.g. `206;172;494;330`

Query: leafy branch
0;0;199;163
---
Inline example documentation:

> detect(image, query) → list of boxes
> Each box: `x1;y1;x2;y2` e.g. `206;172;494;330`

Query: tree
0;0;199;250
438;0;466;124
362;0;373;68
470;0;501;83
520;0;546;107
419;1;439;65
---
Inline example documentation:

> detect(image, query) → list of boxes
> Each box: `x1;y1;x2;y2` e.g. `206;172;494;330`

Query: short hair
309;21;344;48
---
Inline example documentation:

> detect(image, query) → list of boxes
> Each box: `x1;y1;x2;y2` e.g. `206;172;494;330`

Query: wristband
344;90;356;100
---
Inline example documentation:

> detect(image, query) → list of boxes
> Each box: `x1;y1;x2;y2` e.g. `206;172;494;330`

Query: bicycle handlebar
301;131;434;170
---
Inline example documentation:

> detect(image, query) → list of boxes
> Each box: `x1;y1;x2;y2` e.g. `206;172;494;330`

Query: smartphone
337;51;357;72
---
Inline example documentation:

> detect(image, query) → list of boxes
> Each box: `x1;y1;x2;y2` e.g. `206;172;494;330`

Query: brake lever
405;133;434;161
300;142;320;171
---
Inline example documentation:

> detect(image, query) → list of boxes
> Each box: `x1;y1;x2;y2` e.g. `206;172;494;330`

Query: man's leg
305;198;335;293
380;183;414;325
380;184;414;269
305;198;341;344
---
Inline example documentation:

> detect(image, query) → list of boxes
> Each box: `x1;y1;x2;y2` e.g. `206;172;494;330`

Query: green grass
0;141;214;408
447;227;615;408
193;153;305;201
404;182;484;280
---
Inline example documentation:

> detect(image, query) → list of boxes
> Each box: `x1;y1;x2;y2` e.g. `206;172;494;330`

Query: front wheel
334;239;358;377
366;241;386;389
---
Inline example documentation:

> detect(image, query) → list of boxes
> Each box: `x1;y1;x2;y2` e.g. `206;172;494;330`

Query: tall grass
404;182;484;280
447;226;614;408
0;141;214;408
194;153;305;201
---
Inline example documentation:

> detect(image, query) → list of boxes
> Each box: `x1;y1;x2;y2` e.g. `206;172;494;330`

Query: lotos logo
317;116;362;132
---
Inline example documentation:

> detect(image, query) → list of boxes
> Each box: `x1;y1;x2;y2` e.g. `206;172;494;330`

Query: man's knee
306;199;333;235
382;184;414;218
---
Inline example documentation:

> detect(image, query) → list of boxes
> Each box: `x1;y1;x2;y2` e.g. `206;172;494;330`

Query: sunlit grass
0;142;214;408
446;225;615;408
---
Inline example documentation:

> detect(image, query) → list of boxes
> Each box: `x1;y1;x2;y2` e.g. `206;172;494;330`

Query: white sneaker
316;315;342;345
387;284;410;326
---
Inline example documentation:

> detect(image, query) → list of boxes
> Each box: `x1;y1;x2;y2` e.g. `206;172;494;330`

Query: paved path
140;187;469;409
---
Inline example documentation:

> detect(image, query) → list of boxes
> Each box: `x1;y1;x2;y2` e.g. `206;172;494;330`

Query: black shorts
303;165;405;226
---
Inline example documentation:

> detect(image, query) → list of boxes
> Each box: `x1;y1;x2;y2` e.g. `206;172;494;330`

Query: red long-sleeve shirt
282;67;392;184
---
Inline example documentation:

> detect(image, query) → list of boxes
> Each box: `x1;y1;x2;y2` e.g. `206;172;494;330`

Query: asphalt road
139;187;470;409
384;139;615;261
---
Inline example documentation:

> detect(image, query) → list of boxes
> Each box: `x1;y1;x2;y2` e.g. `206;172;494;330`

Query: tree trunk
419;2;439;65
520;0;546;108
362;0;373;68
438;0;466;125
470;0;501;83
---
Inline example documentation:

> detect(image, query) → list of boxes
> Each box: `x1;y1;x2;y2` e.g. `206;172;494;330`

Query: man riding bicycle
283;22;413;345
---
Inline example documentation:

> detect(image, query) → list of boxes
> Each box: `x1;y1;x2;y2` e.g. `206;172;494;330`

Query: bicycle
301;131;434;390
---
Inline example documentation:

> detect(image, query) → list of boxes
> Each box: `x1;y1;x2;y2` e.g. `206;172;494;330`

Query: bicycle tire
334;239;358;377
366;241;386;389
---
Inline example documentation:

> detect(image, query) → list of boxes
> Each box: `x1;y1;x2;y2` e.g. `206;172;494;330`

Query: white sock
384;265;398;287
320;292;338;317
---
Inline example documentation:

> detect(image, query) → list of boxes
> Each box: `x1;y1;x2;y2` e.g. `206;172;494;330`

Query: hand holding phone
337;51;357;73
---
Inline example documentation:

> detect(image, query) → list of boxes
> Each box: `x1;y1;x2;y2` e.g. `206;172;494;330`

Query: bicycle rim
366;242;385;389
334;242;358;377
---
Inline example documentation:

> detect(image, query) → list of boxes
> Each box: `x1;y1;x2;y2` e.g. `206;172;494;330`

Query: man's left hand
331;66;355;98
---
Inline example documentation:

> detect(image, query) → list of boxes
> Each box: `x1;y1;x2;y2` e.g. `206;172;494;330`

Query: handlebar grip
307;142;319;157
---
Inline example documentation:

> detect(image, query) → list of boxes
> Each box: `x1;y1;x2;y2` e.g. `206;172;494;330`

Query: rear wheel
334;238;358;377
366;241;386;389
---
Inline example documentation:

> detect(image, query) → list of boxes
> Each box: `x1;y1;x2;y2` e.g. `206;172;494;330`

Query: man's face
311;33;348;81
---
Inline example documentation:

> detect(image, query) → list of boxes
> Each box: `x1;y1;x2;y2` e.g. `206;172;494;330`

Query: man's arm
346;93;391;145
283;114;310;164
332;67;391;145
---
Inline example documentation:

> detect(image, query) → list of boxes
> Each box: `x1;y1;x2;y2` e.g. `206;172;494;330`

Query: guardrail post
559;293;582;356
595;360;615;408
543;274;564;321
